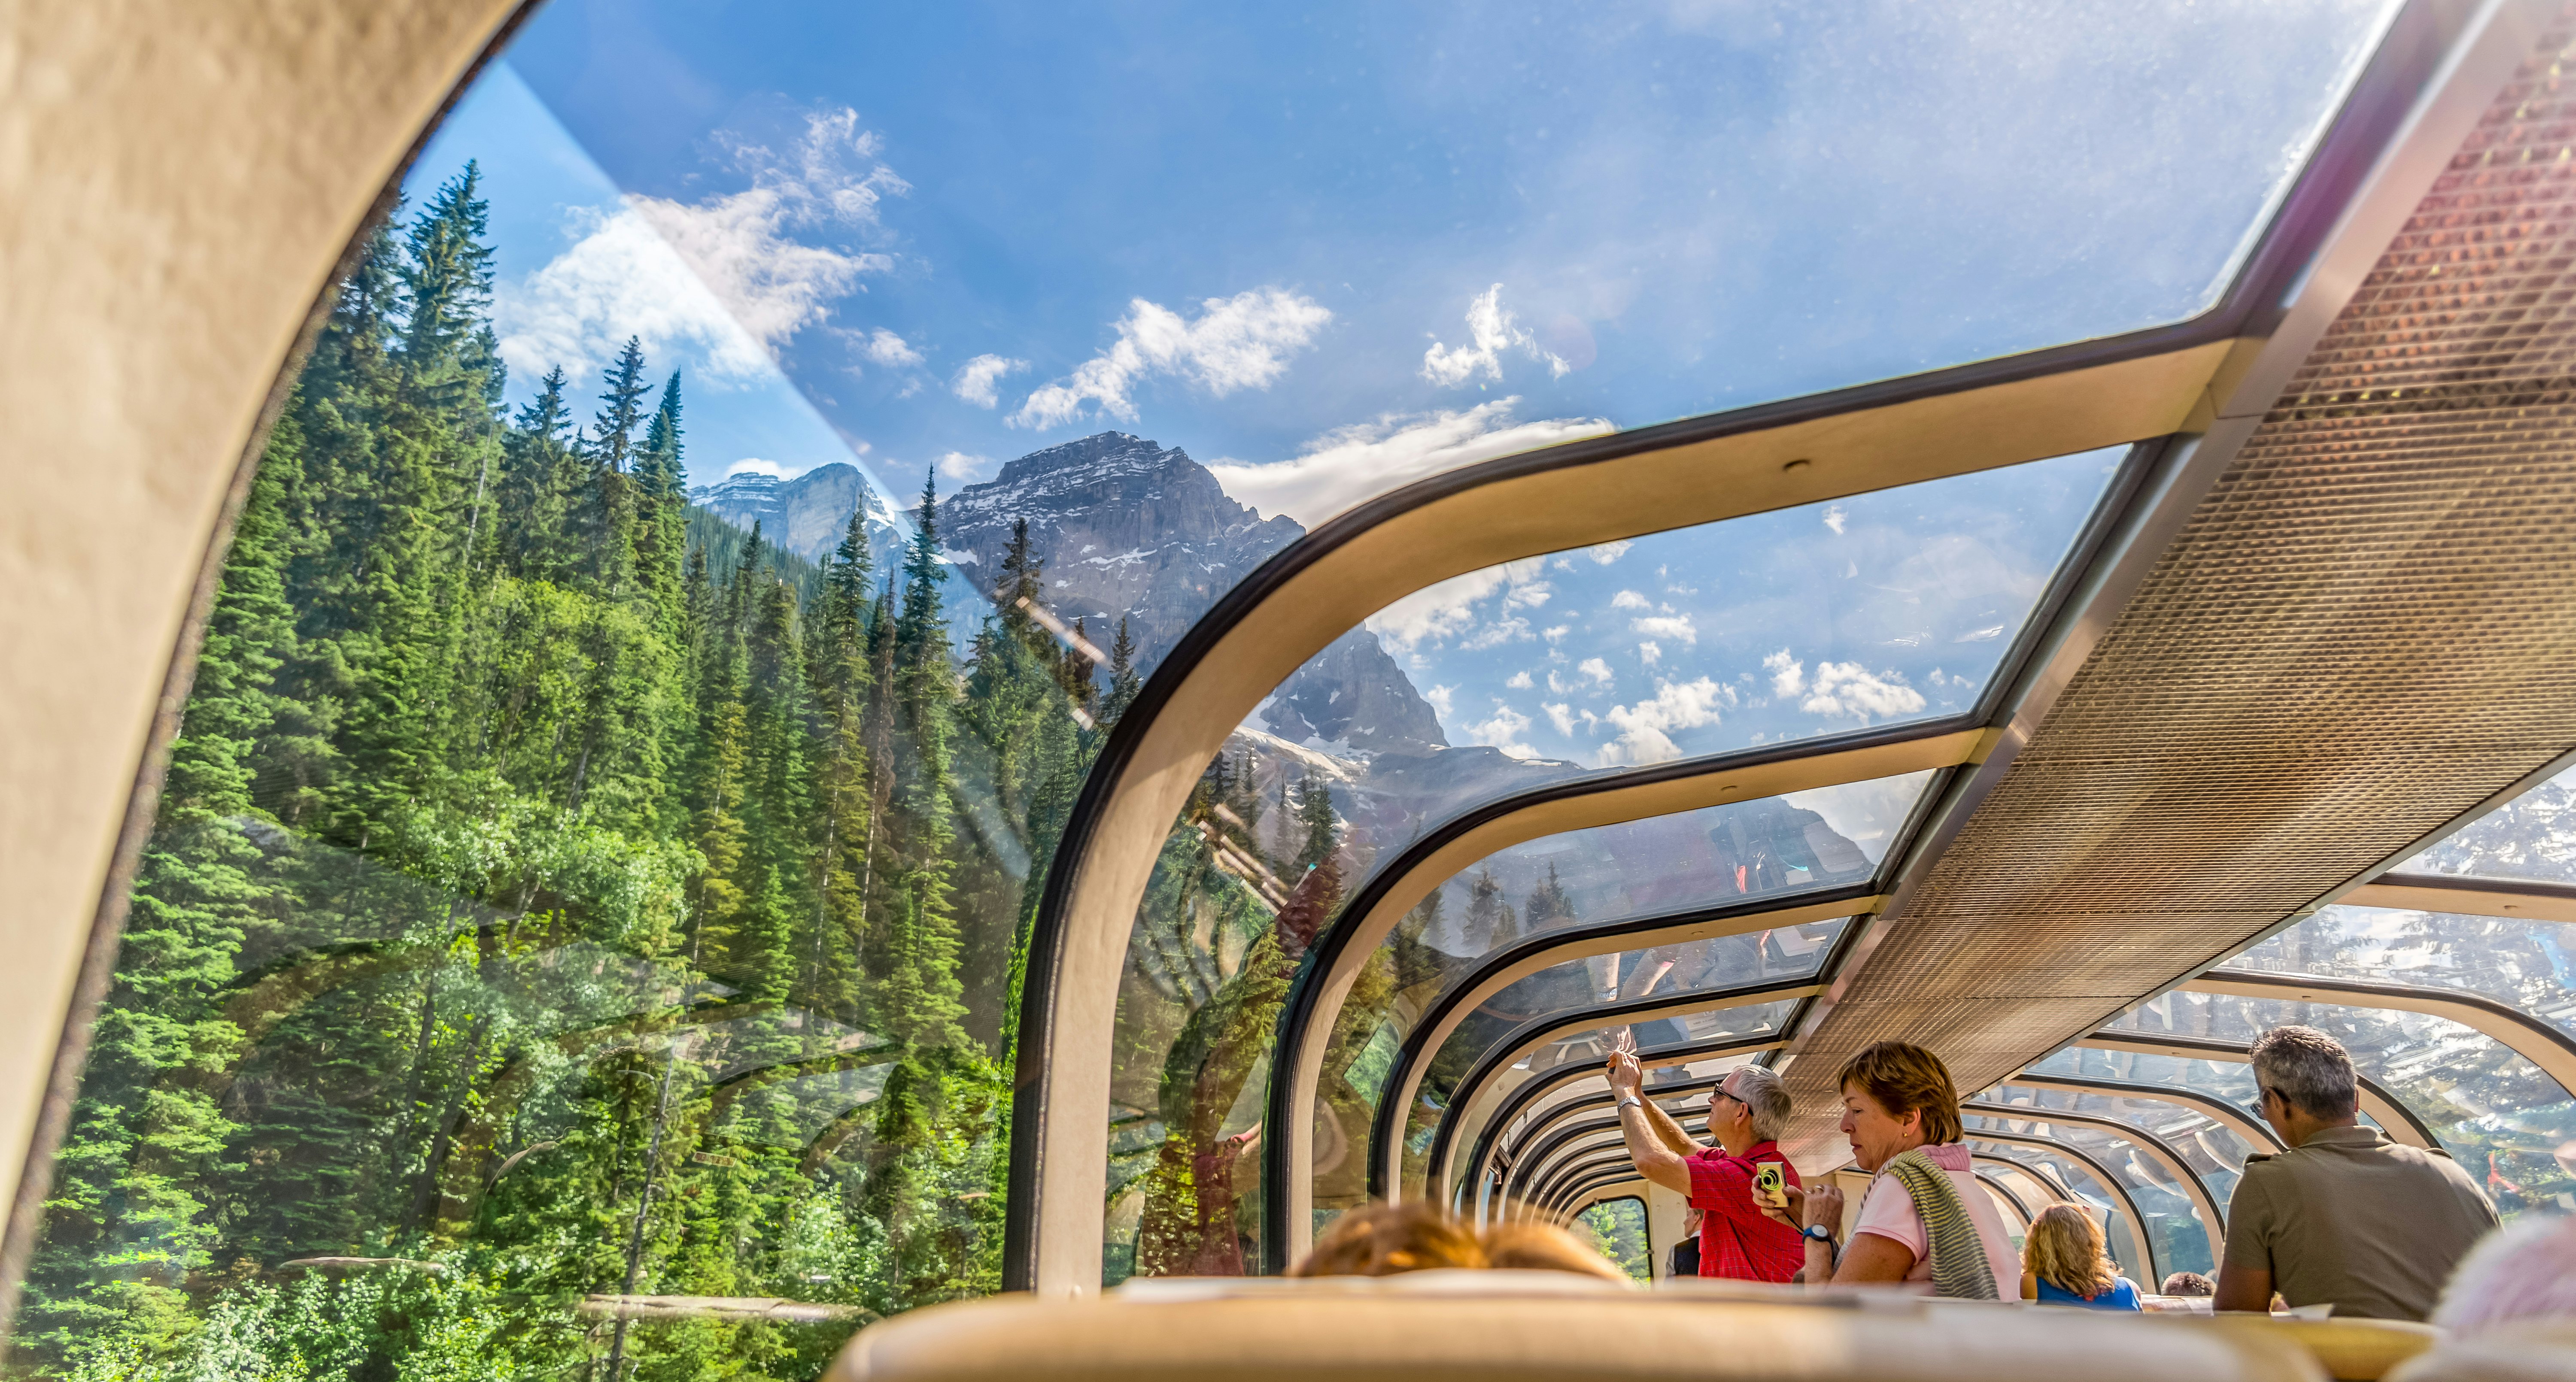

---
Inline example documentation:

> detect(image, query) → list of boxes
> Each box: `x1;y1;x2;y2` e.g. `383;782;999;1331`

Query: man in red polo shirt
1607;1048;1805;1282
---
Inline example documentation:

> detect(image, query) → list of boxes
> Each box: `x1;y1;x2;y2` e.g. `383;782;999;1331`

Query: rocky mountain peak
935;433;1306;664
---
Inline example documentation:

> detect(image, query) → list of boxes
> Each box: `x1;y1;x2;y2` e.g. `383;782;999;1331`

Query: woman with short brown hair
1774;1041;2018;1298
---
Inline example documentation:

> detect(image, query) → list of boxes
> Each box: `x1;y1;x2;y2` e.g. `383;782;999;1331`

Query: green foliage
19;179;1088;1381
1575;1199;1652;1284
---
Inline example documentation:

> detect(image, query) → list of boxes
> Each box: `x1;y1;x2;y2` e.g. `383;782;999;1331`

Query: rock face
1260;629;1448;754
935;433;1303;669
702;434;1458;763
691;464;893;562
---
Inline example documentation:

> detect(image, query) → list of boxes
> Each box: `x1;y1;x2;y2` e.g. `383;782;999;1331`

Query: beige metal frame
1440;1037;1783;1213
1370;895;1872;1201
2184;970;2576;1096
0;0;534;1324
1997;1073;2282;1155
1962;1128;2163;1282
1018;353;2233;1290
1962;1101;2224;1266
2346;876;2576;926
2074;1036;2435;1148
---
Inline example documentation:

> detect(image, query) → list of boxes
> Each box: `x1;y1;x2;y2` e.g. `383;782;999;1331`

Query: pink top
1850;1142;2019;1299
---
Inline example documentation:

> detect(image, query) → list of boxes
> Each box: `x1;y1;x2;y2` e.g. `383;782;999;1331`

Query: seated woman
2020;1204;2142;1310
1773;1041;2020;1299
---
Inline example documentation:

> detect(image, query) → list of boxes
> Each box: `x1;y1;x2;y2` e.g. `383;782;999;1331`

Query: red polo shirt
1685;1140;1804;1282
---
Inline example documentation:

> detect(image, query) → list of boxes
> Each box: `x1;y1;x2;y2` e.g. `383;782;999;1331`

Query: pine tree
1468;867;1518;950
1522;862;1576;935
1293;775;1339;876
632;370;690;612
399;162;497;368
1100;618;1141;727
588;337;652;474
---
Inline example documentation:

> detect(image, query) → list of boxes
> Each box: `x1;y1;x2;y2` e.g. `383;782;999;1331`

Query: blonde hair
1479;1222;1630;1282
2023;1204;2120;1300
1290;1201;1485;1276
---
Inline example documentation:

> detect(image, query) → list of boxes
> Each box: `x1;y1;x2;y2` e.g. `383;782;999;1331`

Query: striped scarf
1880;1147;1998;1300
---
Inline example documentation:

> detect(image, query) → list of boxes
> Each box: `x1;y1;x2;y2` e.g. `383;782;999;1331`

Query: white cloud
1638;641;1662;665
1611;589;1652;610
1421;284;1569;386
1543;702;1576;735
1588;540;1634;565
1206;398;1612;527
1543;625;1571;643
1798;662;1927;723
1365;557;1547;653
951;353;1027;408
500;108;901;386
934;451;990;481
1765;649;1805;698
1461;701;1539;759
1460;616;1533;650
1506;670;1534;689
1425;684;1458;721
1953;624;2006;643
1600;677;1733;766
1011;289;1331;429
861;328;923;367
1631;613;1698;645
1578;657;1614;687
726;457;796;479
1824;505;1848;535
1503;582;1553;611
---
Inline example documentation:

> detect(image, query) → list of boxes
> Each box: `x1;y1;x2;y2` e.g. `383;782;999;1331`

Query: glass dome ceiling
448;0;2398;540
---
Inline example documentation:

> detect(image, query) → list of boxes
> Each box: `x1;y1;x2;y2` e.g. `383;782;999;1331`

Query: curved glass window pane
498;0;2398;536
2025;1044;2263;1109
1355;999;1798;1216
1962;1138;2157;1281
23;151;1088;1373
1575;1198;1653;1284
1391;921;1847;1177
1461;1051;1762;1201
1966;1100;2222;1276
1987;1081;2256;1197
2234;905;2576;1041
2398;762;2576;886
2099;993;2576;1216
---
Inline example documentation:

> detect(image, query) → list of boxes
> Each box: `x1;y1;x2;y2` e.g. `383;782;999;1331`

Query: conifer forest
13;165;1255;1380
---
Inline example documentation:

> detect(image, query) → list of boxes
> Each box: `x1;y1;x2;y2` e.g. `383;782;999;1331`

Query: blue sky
410;0;2394;527
1340;447;2117;767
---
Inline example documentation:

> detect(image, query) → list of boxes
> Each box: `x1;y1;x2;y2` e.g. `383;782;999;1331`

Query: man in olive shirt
2215;1026;2498;1320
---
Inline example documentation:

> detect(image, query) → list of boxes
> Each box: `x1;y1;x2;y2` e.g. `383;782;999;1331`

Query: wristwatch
1801;1223;1834;1245
1615;1095;1643;1111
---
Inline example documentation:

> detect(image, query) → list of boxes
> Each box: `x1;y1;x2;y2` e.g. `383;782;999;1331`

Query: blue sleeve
2111;1278;2142;1310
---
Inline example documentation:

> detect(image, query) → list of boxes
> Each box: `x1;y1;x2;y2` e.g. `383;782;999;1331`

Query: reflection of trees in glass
20;169;1097;1379
2103;988;2575;1220
1575;1198;1650;1283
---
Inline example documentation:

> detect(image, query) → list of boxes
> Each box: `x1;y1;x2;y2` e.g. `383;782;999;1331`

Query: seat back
2386;1319;2576;1382
829;1275;2330;1382
2196;1316;2445;1381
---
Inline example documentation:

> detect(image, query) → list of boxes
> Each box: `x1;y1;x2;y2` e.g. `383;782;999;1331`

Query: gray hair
1726;1064;1792;1143
2248;1025;2358;1120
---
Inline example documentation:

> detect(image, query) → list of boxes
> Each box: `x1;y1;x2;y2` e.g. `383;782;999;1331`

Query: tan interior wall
0;0;523;1239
